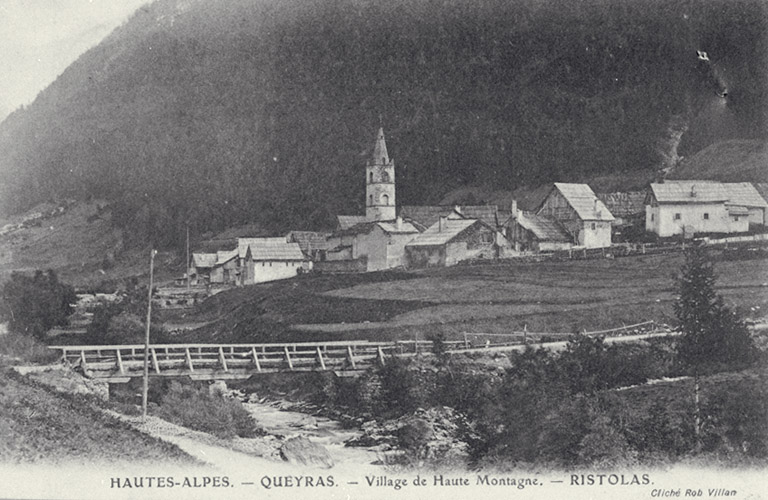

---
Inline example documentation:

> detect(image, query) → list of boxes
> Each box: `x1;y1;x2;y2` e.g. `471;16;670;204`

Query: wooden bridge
49;340;484;382
49;322;672;383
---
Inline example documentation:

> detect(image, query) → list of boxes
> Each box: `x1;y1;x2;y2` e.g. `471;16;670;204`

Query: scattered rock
290;414;318;430
18;365;109;400
279;436;334;468
346;406;473;463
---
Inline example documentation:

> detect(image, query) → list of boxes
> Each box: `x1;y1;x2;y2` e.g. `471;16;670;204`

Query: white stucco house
645;181;763;237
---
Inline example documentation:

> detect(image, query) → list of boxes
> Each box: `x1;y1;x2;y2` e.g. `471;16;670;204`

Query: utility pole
142;249;157;419
186;222;190;292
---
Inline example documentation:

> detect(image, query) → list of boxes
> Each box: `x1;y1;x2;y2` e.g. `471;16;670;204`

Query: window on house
735;216;740;222
382;156;386;164
651;214;655;221
369;194;373;205
674;213;681;220
703;213;709;220
285;262;288;267
591;222;596;230
369;172;373;183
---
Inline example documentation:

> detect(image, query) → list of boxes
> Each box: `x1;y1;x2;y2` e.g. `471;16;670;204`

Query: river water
241;399;382;475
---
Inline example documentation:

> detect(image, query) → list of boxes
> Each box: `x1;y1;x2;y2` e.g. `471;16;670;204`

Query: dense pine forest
0;0;765;248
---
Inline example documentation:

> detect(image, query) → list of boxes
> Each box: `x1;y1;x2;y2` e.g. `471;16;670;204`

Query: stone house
239;238;308;284
537;183;614;248
353;218;420;271
190;237;307;286
405;215;501;268
325;217;419;271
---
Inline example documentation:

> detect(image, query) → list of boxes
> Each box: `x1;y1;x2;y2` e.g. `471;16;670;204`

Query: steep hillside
0;0;765;249
0;201;179;288
667;139;768;183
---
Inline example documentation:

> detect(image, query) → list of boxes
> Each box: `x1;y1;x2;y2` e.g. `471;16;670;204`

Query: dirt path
106;403;381;476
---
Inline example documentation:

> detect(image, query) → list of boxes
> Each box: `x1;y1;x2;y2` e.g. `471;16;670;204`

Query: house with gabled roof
189;237;308;286
507;211;573;252
325;217;420;271
721;182;767;227
399;205;505;231
405;215;502;268
536;183;615;248
286;231;331;260
240;238;307;284
645;181;762;237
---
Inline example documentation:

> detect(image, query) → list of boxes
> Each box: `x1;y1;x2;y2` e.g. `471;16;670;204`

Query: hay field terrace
178;253;768;343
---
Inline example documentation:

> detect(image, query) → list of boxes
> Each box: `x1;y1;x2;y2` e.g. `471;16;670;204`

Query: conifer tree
674;245;755;373
674;245;756;450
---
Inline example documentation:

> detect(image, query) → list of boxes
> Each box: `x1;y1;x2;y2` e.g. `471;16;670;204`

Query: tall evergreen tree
674;245;755;373
674;244;756;451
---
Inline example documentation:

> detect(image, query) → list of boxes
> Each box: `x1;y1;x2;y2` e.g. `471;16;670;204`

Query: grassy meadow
173;252;768;344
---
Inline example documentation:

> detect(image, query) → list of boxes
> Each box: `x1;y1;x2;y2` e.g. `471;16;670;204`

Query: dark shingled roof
596;192;646;218
336;215;368;230
286;231;331;253
399;205;501;229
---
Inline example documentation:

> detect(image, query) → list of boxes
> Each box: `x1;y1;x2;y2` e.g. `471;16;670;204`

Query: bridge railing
49;341;405;380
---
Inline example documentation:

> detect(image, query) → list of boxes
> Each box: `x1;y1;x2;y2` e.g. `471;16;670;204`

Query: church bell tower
365;127;396;221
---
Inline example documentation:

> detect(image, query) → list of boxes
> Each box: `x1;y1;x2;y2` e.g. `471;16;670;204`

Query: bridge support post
251;347;262;372
347;346;357;370
115;350;125;375
218;347;229;372
284;347;294;370
316;347;326;370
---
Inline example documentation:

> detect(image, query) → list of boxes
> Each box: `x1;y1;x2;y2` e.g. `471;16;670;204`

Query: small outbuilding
506;211;573;252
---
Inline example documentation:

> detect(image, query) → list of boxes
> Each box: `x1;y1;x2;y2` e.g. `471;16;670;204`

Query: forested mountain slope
0;0;764;248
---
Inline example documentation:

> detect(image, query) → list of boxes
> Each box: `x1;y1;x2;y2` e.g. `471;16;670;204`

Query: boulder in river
279;436;334;469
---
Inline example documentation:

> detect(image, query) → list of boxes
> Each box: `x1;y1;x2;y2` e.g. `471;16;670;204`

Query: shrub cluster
154;381;262;439
311;336;766;469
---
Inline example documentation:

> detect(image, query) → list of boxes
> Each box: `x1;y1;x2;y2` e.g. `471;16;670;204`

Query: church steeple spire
370;127;389;165
365;127;396;221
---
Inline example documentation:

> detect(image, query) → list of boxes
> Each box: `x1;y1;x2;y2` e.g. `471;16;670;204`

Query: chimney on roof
511;199;518;218
396;216;403;230
439;215;448;232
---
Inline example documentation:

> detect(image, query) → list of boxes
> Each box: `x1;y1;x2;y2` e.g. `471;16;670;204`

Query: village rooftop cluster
177;128;767;302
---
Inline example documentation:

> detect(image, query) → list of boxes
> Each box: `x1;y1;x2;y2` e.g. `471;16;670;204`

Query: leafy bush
0;331;60;365
0;270;77;340
700;377;768;458
155;381;262;439
376;358;433;418
85;299;169;345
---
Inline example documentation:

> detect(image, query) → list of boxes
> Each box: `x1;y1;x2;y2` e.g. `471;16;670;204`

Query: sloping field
177;253;768;343
0;201;179;289
309;254;768;337
0;369;194;465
